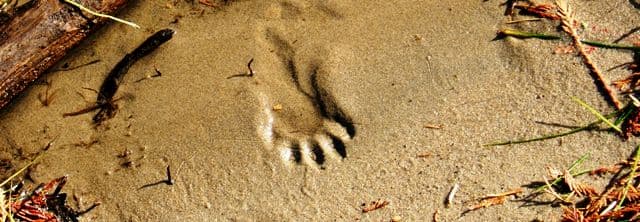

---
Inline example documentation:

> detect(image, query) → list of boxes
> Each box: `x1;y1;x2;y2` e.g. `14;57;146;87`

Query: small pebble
391;215;402;222
273;104;283;111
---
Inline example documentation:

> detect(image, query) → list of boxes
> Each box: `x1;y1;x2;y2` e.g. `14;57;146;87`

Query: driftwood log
0;0;129;109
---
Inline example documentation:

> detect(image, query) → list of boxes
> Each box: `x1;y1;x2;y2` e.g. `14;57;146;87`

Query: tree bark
0;0;129;109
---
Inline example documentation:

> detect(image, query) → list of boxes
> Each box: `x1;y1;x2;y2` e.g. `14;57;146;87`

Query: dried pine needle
466;188;522;212
483;188;524;198
361;199;390;213
63;0;140;29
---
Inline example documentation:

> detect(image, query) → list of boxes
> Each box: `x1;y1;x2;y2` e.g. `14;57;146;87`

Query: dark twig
92;29;174;123
613;26;640;43
165;165;174;185
63;29;174;123
49;59;101;72
138;165;174;189
227;58;255;79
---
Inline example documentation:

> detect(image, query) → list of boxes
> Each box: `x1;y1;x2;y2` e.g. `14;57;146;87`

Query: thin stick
226;58;256;79
0;155;44;187
63;0;140;29
165;165;174;185
556;0;621;109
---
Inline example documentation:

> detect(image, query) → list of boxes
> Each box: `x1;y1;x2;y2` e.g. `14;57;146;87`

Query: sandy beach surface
1;0;640;221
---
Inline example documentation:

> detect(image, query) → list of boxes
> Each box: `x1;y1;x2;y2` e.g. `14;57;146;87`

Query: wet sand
1;0;640;221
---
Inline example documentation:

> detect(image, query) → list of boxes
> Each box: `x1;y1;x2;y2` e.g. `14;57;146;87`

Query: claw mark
256;29;355;167
329;134;347;158
310;66;356;138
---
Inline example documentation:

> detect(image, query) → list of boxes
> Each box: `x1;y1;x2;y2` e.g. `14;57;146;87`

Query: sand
1;0;640;221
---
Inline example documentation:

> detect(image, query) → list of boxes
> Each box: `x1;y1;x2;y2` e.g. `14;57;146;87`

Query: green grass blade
614;104;635;127
582;40;640;52
497;29;640;52
485;109;620;147
571;96;621;133
617;145;640;210
483;122;600;146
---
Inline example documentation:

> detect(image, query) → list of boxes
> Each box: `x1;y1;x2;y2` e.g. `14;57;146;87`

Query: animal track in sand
252;26;355;167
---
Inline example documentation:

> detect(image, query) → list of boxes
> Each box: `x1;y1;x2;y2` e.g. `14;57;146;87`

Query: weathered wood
0;0;129;109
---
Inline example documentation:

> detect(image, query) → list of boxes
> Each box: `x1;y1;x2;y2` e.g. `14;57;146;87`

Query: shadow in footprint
631;0;640;9
254;29;356;168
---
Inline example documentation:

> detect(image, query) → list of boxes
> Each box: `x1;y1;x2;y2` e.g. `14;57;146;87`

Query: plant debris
513;1;560;20
474;148;640;221
445;183;459;208
1;158;98;222
548;147;640;221
496;0;640;112
361;199;390;213
464;188;522;213
423;123;443;129
198;0;217;7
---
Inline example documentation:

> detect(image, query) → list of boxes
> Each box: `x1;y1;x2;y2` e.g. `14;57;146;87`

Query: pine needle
484;108;620;146
497;29;640;52
63;0;140;29
483;121;600;146
571;96;621;132
616;145;640;210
